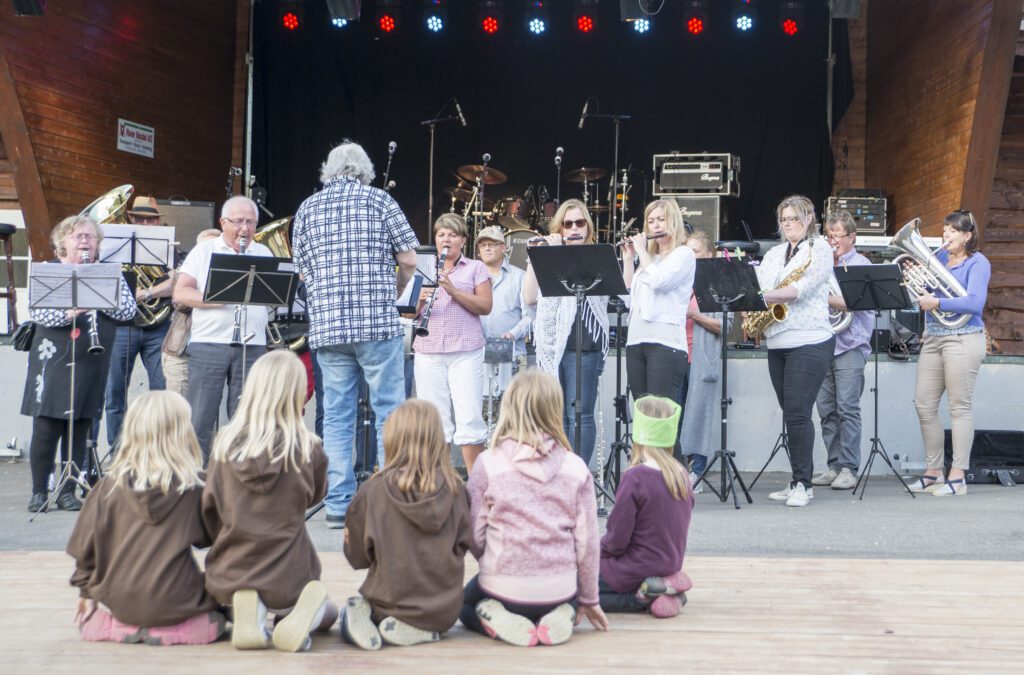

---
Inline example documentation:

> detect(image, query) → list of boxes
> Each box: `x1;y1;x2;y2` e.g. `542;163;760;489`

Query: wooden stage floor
3;552;1024;673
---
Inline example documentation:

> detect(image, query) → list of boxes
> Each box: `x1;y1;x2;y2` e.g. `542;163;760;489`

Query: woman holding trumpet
910;209;991;496
620;199;695;462
754;195;834;508
413;213;492;471
522;199;607;466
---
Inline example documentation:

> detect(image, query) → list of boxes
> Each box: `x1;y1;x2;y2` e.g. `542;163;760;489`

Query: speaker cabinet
156;199;216;253
668;195;720;242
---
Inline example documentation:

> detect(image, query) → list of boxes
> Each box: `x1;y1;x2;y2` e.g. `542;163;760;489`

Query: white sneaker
830;467;857;490
785;483;812;507
769;483;814;502
690;471;704;495
811;468;838;486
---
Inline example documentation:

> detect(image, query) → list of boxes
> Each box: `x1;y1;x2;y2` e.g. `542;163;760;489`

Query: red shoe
79;609;145;643
662;570;693;595
649;595;682;619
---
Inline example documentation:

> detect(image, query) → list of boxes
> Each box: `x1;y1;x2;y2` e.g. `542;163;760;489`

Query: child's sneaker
378;616;441;646
143;611;226;646
636;576;668;600
272;581;329;652
231;589;271;650
475;599;537;647
649;595;683;619
79;608;146;643
342;596;382;651
662;570;693;595
535;603;576;646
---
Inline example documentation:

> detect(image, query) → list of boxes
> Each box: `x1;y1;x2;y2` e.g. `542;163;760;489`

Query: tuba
890;218;971;330
743;238;816;338
254;217;308;352
79;185;172;328
828;274;853;333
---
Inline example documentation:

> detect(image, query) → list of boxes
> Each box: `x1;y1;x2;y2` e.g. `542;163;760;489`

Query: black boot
56;489;82;512
27;492;48;513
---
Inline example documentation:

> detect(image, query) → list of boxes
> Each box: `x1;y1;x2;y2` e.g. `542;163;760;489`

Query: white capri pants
414;348;488;446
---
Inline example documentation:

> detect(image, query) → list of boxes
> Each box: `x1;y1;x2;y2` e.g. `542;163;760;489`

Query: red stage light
481;15;499;34
281;11;299;30
576;14;594;33
379;13;397;32
687;16;704;34
782;18;798;35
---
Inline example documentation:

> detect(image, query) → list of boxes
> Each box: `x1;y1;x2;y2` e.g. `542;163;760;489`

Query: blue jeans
104;323;169;447
317;336;406;518
558;349;605;467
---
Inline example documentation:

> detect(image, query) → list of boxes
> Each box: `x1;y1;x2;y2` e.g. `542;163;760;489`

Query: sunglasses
562;218;588;229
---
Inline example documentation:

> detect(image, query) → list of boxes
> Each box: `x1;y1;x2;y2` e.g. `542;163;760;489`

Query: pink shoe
649;595;682;619
80;609;146;643
662;570;693;595
144;612;227;646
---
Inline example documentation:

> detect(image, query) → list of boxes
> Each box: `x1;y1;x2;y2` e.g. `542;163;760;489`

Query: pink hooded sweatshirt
467;435;600;606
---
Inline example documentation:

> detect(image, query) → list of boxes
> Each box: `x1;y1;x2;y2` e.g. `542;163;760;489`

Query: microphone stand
584;113;631;242
555;153;563;206
382;142;396;191
420;113;462;227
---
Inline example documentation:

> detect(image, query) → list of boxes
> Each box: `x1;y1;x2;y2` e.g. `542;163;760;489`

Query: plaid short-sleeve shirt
293;176;419;349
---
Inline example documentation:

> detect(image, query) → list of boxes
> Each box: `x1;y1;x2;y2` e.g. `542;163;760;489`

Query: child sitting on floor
599;395;694;618
66;390;225;645
202;350;338;652
462;369;609;646
342;399;473;649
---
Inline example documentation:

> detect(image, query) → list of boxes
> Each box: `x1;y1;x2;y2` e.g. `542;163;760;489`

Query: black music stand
692;258;766;509
528;244;627;506
834;263;915;500
204;253;297;382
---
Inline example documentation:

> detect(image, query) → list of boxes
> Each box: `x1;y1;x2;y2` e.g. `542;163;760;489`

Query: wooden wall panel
0;1;240;259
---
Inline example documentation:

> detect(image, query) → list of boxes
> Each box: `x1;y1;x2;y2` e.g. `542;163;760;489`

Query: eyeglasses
952;209;976;230
827;232;853;242
562;219;588;229
223;217;258;227
68;233;97;241
132;216;161;224
779;215;803;224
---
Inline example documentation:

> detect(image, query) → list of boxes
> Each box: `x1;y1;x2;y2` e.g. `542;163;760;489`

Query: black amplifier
825;196;887;235
653;153;740;196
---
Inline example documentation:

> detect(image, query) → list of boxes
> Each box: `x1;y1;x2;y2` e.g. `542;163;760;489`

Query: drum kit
442;162;625;270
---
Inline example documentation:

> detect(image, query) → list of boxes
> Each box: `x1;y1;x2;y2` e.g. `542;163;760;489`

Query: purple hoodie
467;435;600;606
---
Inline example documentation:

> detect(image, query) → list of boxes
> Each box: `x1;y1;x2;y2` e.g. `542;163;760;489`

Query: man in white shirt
173;196;272;458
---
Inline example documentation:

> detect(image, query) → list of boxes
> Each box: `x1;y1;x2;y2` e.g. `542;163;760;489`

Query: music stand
27;261;122;519
204;253;297;382
692;258;766;509
528;244;627;506
834;263;915;500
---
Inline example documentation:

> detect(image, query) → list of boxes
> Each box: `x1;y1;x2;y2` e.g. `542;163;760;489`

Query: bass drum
504;228;537;271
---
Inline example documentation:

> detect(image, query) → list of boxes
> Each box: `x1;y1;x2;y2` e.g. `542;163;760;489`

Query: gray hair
221;195;258;219
824;211;857;236
320;141;376;185
51;215;102;257
775;194;820;240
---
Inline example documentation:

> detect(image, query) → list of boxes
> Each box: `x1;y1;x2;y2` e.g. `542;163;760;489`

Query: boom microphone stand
581;111;631;241
421;101;463;227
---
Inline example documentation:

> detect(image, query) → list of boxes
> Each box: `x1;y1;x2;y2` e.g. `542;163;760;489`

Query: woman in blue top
911;210;991;497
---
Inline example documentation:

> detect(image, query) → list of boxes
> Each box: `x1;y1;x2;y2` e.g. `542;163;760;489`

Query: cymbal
456;164;508;185
565;167;606;183
443;187;494;209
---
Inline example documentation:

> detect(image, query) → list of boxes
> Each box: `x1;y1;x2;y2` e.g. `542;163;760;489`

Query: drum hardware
456;163;507;185
503;228;538;271
422;99;466;227
564;167;606;183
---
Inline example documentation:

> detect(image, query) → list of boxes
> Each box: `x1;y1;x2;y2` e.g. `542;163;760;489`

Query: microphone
229;166;242;176
578;100;589;130
388;141;397;156
555;146;564;167
454;99;467;127
386;180;396;191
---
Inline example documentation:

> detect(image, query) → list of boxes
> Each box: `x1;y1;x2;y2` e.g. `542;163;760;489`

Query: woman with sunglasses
619;199;695;463
910;210;991;497
523;199;607;467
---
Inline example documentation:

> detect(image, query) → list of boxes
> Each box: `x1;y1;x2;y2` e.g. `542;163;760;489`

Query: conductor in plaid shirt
293;140;419;529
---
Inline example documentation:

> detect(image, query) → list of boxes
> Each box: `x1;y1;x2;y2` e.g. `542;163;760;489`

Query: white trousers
414;348;487;446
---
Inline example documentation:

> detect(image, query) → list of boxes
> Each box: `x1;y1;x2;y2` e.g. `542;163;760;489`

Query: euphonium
254;217;308;352
890;218;971;330
742;238;816;338
828;274;853;333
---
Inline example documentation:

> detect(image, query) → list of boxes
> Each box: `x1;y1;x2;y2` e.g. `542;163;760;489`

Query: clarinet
79;250;105;355
229;235;247;346
414;246;449;337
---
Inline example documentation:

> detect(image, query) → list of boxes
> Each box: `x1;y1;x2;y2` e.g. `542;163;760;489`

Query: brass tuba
890;218;971;330
828;274;853;333
743;238;816;338
254;217;308;352
79;185;172;328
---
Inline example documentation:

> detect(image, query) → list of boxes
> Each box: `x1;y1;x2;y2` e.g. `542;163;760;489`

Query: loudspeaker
668;195;720;242
156;199;216;253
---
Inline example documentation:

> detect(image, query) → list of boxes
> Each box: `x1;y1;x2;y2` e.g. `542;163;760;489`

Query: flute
615;231;667;248
527;234;585;246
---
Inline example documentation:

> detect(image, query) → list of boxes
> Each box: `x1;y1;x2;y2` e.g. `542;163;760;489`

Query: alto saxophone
743;238;815;338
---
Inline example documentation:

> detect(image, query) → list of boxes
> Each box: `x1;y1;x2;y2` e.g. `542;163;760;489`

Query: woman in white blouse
755;195;834;508
621;199;695;460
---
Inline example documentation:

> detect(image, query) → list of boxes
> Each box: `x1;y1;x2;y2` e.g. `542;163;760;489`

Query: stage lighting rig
376;0;402;33
632;17;651;34
326;0;360;27
279;0;303;31
683;0;708;36
732;0;756;32
525;1;548;36
479;0;503;35
779;1;803;36
573;0;599;34
424;0;448;33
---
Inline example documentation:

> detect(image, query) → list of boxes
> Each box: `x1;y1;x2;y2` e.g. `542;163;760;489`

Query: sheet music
99;223;175;266
28;262;122;310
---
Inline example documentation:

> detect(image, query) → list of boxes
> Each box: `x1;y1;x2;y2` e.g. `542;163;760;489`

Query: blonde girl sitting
202;350;338;652
67;390;225;645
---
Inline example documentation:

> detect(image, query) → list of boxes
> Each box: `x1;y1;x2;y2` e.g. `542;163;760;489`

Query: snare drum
495;197;534;229
504;228;536;271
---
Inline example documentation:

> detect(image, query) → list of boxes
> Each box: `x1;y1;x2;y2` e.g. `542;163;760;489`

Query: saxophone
743;238;815;338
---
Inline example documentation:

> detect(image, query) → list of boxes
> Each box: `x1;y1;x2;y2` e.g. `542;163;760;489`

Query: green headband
632;396;681;448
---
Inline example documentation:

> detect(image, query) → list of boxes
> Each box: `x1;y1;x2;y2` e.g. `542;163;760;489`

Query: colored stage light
375;0;402;33
732;0;756;32
782;18;798;35
573;0;598;33
479;1;503;35
282;11;300;30
528;17;546;34
633;17;651;34
525;1;548;36
735;14;753;30
481;15;500;33
683;1;708;36
779;2;804;37
577;14;595;32
379;12;397;32
424;0;448;33
331;17;348;27
326;0;361;26
279;0;303;30
426;14;444;32
687;16;704;34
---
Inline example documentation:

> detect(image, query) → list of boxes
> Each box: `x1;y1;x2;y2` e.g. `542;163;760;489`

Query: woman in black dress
23;215;136;512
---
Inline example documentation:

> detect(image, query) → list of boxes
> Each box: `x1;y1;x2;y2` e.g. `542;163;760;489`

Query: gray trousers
187;342;266;459
815;348;866;473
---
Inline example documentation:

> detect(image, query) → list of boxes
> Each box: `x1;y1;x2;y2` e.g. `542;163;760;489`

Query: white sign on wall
116;118;155;158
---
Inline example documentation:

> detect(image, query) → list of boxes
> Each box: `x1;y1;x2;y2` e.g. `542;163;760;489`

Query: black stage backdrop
253;1;837;241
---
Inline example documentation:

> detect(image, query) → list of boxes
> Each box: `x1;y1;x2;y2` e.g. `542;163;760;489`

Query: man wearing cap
101;195;176;451
476;226;532;413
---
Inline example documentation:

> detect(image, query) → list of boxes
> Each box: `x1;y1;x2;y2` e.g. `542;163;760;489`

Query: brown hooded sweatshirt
202;441;327;610
344;473;473;632
66;475;219;627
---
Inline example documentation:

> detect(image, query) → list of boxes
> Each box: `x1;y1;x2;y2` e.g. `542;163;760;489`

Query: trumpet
78;251;105;355
415;246;449;337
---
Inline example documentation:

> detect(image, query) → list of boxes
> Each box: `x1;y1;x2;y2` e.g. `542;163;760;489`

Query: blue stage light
633;17;651;34
735;14;753;31
426;14;444;31
528;17;546;34
331;17;348;28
